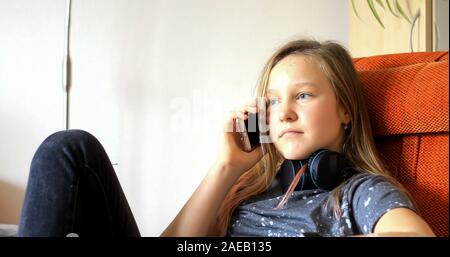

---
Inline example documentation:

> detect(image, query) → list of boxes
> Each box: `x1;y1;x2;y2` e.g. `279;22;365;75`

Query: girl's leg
18;129;140;237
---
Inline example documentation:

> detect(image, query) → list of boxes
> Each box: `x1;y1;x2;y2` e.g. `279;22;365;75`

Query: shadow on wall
0;181;24;224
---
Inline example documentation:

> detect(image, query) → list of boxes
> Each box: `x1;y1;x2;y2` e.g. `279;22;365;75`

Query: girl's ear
338;105;351;124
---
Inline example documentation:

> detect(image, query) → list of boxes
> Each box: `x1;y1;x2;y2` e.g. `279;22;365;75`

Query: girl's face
266;54;350;160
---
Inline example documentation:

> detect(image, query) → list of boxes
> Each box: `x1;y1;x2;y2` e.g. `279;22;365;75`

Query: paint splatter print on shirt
228;173;415;237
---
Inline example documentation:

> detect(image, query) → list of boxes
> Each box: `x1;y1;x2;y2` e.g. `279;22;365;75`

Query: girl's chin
277;145;312;160
282;152;309;160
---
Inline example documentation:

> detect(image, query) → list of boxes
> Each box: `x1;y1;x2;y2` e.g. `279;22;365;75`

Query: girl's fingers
240;105;258;115
233;110;248;120
246;105;258;112
225;110;247;132
246;98;258;107
225;100;259;133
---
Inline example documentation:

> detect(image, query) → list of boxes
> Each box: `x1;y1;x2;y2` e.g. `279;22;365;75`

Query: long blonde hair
216;39;415;236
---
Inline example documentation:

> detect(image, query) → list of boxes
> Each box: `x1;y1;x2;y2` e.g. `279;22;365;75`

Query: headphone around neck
277;149;357;193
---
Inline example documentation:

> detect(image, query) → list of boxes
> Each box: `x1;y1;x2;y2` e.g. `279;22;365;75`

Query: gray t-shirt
227;173;416;237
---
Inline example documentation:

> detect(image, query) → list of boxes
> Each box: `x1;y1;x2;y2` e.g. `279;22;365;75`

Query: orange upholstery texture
353;51;449;237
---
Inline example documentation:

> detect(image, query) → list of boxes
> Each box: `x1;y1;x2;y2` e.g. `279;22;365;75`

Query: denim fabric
18;129;140;237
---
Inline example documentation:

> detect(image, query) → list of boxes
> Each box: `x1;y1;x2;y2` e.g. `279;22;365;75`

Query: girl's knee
42;129;99;149
32;130;103;163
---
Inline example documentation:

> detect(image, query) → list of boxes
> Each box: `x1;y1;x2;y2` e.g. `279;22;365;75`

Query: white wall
0;0;348;236
0;0;65;224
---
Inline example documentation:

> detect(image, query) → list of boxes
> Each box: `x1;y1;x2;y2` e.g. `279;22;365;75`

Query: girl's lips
281;131;303;138
279;128;304;138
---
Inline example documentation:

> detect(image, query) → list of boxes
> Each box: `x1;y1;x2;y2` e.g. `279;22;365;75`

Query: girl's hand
214;98;265;178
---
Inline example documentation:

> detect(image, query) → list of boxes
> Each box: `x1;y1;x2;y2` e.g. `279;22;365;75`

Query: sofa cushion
355;54;449;136
353;51;449;237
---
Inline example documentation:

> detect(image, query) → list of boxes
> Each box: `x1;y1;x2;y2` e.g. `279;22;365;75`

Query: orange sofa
353;51;449;237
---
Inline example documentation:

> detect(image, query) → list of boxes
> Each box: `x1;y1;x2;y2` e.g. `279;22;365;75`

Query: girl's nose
278;102;298;122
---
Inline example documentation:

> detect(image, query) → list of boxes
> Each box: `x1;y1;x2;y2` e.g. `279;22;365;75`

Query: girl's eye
267;93;311;106
297;93;311;101
269;99;279;106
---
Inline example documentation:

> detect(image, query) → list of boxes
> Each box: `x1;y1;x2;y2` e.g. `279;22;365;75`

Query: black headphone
277;149;357;192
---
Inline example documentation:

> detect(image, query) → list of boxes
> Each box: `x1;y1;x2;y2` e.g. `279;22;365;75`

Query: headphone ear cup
308;150;351;191
277;160;295;194
277;160;308;193
277;150;357;193
291;160;306;191
296;160;306;191
307;149;328;189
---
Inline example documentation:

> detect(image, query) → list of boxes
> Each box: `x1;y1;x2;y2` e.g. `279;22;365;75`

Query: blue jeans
17;130;141;237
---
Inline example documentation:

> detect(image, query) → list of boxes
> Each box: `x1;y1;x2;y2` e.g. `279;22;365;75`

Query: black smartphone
237;112;261;152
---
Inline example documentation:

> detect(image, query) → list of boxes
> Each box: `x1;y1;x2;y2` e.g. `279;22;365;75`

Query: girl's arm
355;208;436;237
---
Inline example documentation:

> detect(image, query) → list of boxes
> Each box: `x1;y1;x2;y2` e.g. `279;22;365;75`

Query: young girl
18;39;434;237
160;39;435;237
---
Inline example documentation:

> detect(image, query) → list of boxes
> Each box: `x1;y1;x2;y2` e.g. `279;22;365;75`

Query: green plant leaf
367;0;385;28
395;0;411;23
351;0;362;20
376;0;386;10
386;0;400;17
